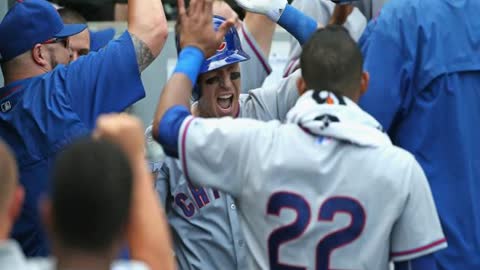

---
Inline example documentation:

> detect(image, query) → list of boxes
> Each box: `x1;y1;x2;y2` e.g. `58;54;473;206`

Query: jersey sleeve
154;162;171;207
238;23;272;93
390;158;447;262
243;69;300;121
178;116;275;197
64;31;145;129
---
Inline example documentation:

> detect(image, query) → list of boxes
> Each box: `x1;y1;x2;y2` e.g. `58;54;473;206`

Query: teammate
358;0;480;269
146;0;334;268
0;130;174;270
283;0;367;77
0;0;167;256
151;0;447;268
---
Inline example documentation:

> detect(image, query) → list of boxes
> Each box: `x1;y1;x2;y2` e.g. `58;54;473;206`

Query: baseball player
152;0;447;269
283;0;367;77
146;0;327;268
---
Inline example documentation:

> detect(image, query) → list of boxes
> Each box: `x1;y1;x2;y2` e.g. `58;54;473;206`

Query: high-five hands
177;0;235;58
234;0;288;21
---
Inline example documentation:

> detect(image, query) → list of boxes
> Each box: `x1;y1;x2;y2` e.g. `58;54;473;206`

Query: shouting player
146;0;336;268
152;0;447;269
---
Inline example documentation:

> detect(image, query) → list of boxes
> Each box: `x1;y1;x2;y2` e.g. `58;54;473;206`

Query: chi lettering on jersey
174;185;222;217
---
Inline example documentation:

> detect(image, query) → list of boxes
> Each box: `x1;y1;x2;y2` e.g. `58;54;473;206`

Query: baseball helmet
176;15;250;100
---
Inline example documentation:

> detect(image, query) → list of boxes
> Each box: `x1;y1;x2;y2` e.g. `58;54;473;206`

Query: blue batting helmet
176;15;250;100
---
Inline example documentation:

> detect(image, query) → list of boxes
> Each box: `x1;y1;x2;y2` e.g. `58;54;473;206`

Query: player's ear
297;77;307;95
8;185;25;222
360;71;369;96
31;44;51;69
39;197;54;238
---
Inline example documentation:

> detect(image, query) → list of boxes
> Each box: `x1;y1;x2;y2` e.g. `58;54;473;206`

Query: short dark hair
300;25;363;99
51;138;132;252
58;7;88;24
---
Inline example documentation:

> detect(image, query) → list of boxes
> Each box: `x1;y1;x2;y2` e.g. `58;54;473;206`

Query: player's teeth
219;94;233;99
218;96;232;109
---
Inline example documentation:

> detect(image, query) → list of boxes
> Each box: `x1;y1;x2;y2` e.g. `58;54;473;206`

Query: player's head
298;25;369;102
0;0;86;82
176;15;250;118
43;138;132;257
58;7;91;61
0;141;24;240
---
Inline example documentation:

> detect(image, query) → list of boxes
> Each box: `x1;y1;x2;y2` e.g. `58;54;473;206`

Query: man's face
197;63;242;118
43;37;72;69
68;29;90;61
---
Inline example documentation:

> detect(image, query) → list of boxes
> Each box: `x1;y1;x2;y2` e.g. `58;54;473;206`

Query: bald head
0;141;18;214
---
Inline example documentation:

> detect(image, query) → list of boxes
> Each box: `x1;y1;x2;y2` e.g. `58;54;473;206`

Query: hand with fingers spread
177;0;235;58
234;0;288;22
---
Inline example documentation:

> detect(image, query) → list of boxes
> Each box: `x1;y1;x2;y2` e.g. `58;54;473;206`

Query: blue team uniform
359;0;480;269
0;31;145;256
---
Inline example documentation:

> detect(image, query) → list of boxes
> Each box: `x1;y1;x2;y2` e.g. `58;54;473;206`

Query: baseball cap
89;28;116;52
0;0;87;63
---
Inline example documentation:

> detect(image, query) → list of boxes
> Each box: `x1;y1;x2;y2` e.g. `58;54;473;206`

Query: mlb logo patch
217;41;226;52
1;101;12;112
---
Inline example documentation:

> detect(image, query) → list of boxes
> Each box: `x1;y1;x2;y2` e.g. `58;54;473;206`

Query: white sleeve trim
391;238;447;262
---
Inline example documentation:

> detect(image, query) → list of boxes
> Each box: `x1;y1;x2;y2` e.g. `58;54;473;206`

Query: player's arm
243;13;276;59
394;254;438;270
234;0;318;45
94;114;175;270
152;0;234;153
127;0;168;72
358;12;411;132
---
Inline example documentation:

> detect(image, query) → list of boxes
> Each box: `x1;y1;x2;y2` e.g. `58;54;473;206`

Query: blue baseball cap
0;0;87;63
89;28;116;52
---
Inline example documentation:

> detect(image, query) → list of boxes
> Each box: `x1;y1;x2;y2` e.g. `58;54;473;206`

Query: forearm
128;0;168;58
153;47;204;139
244;13;276;57
128;158;175;270
277;5;319;45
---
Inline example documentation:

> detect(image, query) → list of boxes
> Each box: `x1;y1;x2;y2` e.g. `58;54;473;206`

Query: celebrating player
146;0;330;268
0;0;167;256
151;0;447;269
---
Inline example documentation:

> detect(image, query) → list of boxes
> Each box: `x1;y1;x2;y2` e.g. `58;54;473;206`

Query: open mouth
217;94;234;112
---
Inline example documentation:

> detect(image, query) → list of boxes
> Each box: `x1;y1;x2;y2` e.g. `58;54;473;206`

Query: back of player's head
51;138;132;252
300;25;363;99
0;141;18;215
58;7;87;24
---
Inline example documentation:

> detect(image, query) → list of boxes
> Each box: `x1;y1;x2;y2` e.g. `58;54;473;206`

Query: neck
54;248;114;270
0;216;11;241
4;69;47;85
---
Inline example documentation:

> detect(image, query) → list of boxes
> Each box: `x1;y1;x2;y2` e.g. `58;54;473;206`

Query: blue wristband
174;46;205;85
278;5;318;45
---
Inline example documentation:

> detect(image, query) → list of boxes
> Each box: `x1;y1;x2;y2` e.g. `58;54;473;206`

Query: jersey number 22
267;192;366;270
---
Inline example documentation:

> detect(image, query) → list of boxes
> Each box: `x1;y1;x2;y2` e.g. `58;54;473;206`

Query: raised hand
93;113;145;162
177;0;235;58
234;0;288;21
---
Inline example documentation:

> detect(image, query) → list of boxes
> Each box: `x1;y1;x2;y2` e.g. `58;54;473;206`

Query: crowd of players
0;0;479;269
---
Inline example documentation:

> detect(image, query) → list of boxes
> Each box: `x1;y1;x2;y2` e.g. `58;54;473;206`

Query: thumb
216;19;235;42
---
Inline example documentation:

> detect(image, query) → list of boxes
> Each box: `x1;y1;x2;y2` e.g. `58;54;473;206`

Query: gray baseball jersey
177;116;446;269
151;70;300;270
283;0;367;77
238;22;272;93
